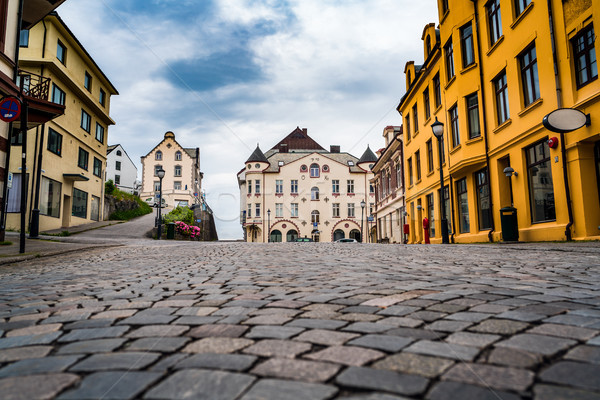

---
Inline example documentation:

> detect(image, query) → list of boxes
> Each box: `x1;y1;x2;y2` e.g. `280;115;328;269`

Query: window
433;73;442;108
408;157;413;186
95;123;104;143
456;178;470;233
427;193;435;237
332;180;340;194
426;35;432;57
84;72;92;92
311;186;319;200
475;169;492;230
115;161;121;171
93;158;102;177
154;181;160;191
276;203;283;218
51;84;65;105
116;150;122;156
40;176;61;218
405;115;411;140
247;204;252;218
347;203;355;218
114;175;120;184
276;180;283;194
154;165;162;176
175;151;182;161
80;109;91;132
291;203;299;217
91;196;100;221
415;150;421;181
440;0;449;14
449;105;460;147
370;183;375;194
72;188;88;219
311;210;320;224
255;180;260;194
460;23;475;68
427;140;434;172
247;180;252;194
155;151;162;160
174;165;182;176
439;185;452;233
255;203;261;218
514;0;531;16
445;39;455;80
572;25;597;88
99;88;106;106
487;0;503;45
291;180;298;194
47;128;62;156
412;104;419;134
57;40;66;64
520;44;539;107
526;140;555;222
423;88;431;120
332;203;340;218
78;148;89;170
7;174;28;212
19;29;29;47
463;93;481;140
347;180;354;194
494;70;509;124
310;163;320;178
174;181;182;190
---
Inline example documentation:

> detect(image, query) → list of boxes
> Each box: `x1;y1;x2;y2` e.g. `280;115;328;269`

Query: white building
106;144;137;194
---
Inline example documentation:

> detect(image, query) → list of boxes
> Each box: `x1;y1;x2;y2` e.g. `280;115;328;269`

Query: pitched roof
270;127;325;152
358;146;378;164
246;145;269;163
261;151;363;173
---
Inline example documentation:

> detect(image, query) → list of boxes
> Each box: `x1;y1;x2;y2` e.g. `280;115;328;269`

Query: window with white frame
332;180;340;194
332;203;340;218
276;203;283;217
347;203;355;217
291;203;298;217
276;180;283;194
347;180;354;194
291;180;298;194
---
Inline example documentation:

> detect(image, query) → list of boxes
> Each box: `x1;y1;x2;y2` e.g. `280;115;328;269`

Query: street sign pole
19;100;28;253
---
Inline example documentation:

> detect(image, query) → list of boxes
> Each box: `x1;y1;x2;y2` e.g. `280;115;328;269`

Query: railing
17;70;51;101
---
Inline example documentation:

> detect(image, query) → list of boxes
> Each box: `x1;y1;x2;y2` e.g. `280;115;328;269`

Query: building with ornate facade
237;127;376;242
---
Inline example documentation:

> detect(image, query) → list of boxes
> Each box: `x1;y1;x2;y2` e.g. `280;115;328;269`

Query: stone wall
193;207;219;241
103;195;139;220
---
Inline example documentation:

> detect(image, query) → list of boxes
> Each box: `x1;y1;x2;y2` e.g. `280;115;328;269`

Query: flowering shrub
174;221;202;240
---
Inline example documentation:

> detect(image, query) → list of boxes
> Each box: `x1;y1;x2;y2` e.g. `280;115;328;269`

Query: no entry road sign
0;97;21;122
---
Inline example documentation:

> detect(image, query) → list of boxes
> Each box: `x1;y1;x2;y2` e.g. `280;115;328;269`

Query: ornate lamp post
267;209;271;242
431;117;449;244
360;200;366;243
156;168;165;240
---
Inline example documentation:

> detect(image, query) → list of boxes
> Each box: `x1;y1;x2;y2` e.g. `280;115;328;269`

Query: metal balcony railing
17;70;51;101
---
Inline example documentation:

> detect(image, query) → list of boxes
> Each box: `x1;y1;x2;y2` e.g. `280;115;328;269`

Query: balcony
13;70;64;129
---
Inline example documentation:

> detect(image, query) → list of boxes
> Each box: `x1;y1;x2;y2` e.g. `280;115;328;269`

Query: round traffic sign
0;97;21;122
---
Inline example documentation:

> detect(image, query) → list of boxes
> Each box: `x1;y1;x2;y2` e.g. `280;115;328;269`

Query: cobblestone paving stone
0;241;599;399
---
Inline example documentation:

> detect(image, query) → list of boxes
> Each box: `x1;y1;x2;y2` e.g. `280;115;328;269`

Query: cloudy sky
58;0;439;240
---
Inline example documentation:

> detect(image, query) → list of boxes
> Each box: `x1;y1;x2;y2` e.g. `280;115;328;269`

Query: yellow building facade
6;13;117;232
399;0;599;243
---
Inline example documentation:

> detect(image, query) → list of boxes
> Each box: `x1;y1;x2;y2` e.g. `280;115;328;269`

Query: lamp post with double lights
156;168;165;240
431;117;449;244
360;200;366;243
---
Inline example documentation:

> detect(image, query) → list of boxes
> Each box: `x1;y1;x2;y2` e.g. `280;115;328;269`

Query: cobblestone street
0;242;599;399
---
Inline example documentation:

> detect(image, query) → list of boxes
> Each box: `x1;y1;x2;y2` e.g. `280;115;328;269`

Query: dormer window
348;161;355;166
426;35;431;57
407;70;412;87
278;161;284;167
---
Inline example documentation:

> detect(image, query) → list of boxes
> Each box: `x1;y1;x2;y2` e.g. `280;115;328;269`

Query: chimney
330;145;340;153
279;143;288;153
302;128;307;135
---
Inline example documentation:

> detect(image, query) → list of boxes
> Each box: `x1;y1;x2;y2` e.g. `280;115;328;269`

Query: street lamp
267;209;271;242
156;168;165;240
431;117;449;244
360;200;366;243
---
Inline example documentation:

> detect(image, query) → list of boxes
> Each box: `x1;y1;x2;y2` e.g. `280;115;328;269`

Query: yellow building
6;12;117;232
237;127;376;242
399;0;600;243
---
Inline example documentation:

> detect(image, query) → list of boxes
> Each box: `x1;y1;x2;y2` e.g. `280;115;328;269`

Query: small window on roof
278;161;284;166
348;160;355;166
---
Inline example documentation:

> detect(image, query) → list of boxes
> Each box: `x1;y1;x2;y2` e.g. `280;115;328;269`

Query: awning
63;173;89;181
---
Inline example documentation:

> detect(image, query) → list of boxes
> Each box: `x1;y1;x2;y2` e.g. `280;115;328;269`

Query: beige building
140;131;203;208
237;127;376;242
371;126;406;243
5;12;117;232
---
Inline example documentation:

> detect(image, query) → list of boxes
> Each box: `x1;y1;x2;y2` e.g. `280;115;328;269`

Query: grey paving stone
251;358;341;382
174;353;257;371
63;318;115;330
442;363;534;391
539;361;600;391
373;352;454;378
0;331;62;349
408;311;447;322
341;306;381;314
149;353;189;372
564;345;600;364
172;316;222;325
240;379;338;400
543;314;600;327
187;324;249;338
144;369;255;400
445;332;500;348
224;299;270;308
242;314;292;325
376;306;420;317
404;340;480;361
527;323;599;341
386;327;444;340
0;355;82;378
126;337;191;352
342;322;392;334
70;352;160;371
58;371;163;400
0;373;80;400
486;347;542;368
286;318;348;330
243;339;311;358
294;329;359;346
468;319;529;335
337;393;411;400
117;314;177;325
336;366;429;396
182;337;254;354
426;381;522;400
305;345;385;366
533;383;600;400
0;345;52;362
57;338;127;355
376;317;424;328
495;311;546;322
347;334;413;352
588;335;600;346
495;334;577;356
57;326;129;343
425;320;472;332
126;325;189;338
444;312;492;323
427;303;468;313
245;325;304;339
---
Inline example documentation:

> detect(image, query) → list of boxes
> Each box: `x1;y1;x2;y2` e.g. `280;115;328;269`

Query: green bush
164;206;194;225
105;179;116;195
108;190;152;221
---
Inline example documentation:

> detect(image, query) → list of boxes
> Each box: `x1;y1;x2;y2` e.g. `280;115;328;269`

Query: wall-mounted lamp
416;205;422;210
402;211;409;217
503;167;518;177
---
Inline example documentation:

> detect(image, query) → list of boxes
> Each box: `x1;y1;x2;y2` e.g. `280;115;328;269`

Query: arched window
333;229;345;241
116;150;122;156
155;151;162;160
175;151;182;161
286;229;298;242
270;230;282;242
311;187;319;200
426;35;431;57
310;163;320;178
311;210;320;224
174;165;182;177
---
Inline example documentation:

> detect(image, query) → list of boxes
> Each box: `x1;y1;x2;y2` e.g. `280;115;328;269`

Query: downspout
12;0;24;82
28;126;39;228
42;19;47;58
547;0;573;241
472;0;496;242
449;174;456;243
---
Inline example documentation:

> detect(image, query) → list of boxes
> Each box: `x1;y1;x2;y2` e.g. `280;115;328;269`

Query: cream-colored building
140;131;203;208
237;127;376;242
5;12;117;232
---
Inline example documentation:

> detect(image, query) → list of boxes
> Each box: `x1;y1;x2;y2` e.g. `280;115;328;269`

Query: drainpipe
471;0;496;242
449;174;456;243
547;0;573;240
